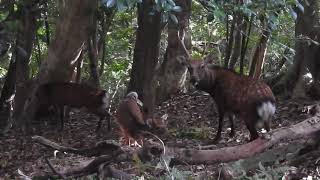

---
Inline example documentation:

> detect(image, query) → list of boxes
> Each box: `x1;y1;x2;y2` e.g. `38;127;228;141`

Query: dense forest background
0;0;319;179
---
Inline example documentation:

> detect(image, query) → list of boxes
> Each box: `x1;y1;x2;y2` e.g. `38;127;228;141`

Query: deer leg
96;115;104;132
228;114;235;137
264;120;270;132
122;132;130;146
64;106;70;120
244;115;259;141
213;110;224;142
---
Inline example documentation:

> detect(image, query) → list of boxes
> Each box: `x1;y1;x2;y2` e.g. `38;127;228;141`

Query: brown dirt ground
0;92;319;179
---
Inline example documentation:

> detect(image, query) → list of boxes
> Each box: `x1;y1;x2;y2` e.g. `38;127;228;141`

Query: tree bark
229;11;243;70
13;1;38;122
127;0;162;119
0;47;16;130
224;17;235;68
156;0;191;103
20;0;97;130
87;37;100;87
249;17;270;79
239;15;253;74
0;49;16;112
273;0;320;97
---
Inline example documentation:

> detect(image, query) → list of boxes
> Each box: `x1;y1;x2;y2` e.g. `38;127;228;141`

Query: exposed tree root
168;115;320;166
33;136;163;178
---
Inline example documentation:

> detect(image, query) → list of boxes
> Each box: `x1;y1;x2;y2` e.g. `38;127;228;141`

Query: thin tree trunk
87;37;100;87
249;17;270;79
87;5;100;88
0;48;16;112
99;9;115;76
240;14;253;74
229;15;243;69
127;0;162;119
99;12;106;76
156;0;191;103
224;16;235;68
13;1;38;122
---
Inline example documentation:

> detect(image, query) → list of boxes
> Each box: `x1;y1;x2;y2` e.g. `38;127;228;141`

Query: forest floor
0;91;320;179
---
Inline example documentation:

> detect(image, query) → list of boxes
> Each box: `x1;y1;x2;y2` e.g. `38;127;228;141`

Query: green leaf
288;6;297;20
166;0;176;7
169;13;178;24
296;3;304;13
172;6;182;12
104;0;116;8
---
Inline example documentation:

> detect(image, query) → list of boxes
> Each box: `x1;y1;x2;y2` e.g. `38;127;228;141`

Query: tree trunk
0;50;16;115
99;9;115;76
273;0;320;97
86;5;100;88
0;22;10;58
240;15;253;74
156;0;191;103
20;0;97;130
249;19;270;79
127;0;161;119
224;17;235;68
13;1;38;122
228;15;243;70
87;38;100;87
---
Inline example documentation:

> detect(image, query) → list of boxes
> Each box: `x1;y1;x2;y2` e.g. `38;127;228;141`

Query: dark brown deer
115;92;167;147
34;82;111;131
177;31;276;142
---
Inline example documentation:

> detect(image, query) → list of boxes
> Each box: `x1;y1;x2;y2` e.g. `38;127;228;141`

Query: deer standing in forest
34;82;111;131
177;30;276;142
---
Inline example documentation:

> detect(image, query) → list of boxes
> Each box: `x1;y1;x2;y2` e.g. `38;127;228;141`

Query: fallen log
168;115;320;166
219;142;303;180
33;136;164;178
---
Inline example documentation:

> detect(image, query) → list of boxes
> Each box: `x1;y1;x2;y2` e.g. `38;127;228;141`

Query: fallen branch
33;136;164;178
219;141;303;179
168;115;320;165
